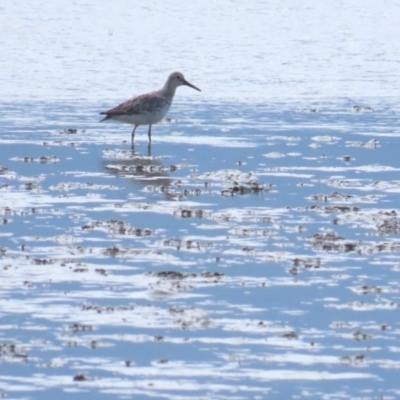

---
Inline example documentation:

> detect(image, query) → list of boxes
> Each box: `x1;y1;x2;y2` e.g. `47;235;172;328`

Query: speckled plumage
100;72;201;145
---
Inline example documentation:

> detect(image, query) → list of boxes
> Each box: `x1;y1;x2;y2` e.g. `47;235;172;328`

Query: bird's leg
148;125;152;143
131;126;137;145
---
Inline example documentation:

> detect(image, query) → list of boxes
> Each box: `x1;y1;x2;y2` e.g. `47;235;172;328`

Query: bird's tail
99;112;109;122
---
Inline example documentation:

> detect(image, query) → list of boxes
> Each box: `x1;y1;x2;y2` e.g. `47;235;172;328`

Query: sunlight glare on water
2;1;400;103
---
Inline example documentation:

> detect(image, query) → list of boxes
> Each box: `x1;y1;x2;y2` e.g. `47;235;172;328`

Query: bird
99;71;201;145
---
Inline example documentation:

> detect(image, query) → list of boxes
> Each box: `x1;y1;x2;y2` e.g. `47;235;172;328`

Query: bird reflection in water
102;146;179;200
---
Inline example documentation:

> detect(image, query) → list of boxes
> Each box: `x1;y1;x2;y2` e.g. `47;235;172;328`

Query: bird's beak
183;79;201;92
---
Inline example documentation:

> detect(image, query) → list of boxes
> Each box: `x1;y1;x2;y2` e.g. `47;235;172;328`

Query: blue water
1;98;399;400
2;1;400;399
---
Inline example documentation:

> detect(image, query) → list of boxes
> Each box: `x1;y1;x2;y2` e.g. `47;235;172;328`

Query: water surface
1;1;400;399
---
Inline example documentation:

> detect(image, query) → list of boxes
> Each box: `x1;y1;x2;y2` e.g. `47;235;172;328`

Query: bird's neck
162;84;177;98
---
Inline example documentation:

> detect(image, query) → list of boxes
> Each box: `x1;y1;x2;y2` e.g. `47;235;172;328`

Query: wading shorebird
99;71;201;145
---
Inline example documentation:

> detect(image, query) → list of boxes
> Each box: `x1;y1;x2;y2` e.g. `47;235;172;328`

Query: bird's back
100;90;173;125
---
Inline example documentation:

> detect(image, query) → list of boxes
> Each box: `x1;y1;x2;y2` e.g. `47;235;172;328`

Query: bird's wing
100;92;167;117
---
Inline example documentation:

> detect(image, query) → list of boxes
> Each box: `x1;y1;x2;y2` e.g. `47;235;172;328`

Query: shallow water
2;1;400;400
2;99;400;399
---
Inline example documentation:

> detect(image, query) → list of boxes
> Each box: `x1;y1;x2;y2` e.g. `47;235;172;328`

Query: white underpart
110;106;170;126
